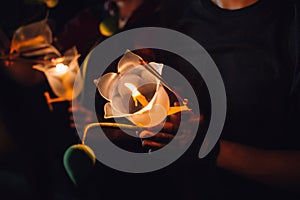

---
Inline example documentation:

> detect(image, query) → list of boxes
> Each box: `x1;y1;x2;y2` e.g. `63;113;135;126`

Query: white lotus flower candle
33;47;83;110
2;17;82;111
94;50;189;128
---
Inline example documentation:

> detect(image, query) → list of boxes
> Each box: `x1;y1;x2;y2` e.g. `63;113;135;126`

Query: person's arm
217;140;300;192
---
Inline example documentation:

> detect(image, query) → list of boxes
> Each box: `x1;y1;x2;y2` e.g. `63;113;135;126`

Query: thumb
170;102;181;129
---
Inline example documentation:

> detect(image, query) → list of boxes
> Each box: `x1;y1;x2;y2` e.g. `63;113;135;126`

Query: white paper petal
118;50;144;74
97;72;119;101
10;18;52;54
45;72;68;99
104;102;132;119
129;111;152;127
21;44;61;57
140;69;158;83
148;62;164;75
111;95;128;114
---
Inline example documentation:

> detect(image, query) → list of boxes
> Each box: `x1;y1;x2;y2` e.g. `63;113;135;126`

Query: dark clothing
176;0;300;199
56;0;162;64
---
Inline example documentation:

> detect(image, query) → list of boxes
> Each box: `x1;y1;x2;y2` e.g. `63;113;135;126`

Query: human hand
139;102;203;151
68;100;95;132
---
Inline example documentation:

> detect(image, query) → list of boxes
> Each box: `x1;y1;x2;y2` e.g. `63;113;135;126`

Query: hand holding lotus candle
64;50;193;186
1;17;83;111
78;50;192;147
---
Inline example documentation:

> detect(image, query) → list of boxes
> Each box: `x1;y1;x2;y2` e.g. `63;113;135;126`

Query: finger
174;101;180;107
70;122;75;129
68;105;85;113
189;114;203;123
139;130;156;138
168;102;181;131
69;99;84;112
148;122;165;132
151;132;174;142
142;140;165;149
181;109;194;121
170;102;181;123
139;130;174;140
162;122;177;133
148;121;168;131
68;106;72;113
69;111;89;120
70;110;91;118
69;99;77;112
147;102;181;133
148;121;177;134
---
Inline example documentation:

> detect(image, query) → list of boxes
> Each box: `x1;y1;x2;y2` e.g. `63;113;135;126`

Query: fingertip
139;130;156;139
141;140;146;147
148;123;164;131
68;107;72;112
139;130;147;139
70;123;75;128
174;101;180;107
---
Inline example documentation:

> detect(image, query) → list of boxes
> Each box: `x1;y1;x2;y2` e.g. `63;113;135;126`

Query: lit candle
124;83;149;107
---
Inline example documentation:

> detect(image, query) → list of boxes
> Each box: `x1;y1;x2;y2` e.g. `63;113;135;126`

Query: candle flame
125;83;140;97
55;63;69;74
124;83;148;107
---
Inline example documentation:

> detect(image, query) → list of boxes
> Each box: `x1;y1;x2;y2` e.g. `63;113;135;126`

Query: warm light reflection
124;83;148;107
55;63;69;75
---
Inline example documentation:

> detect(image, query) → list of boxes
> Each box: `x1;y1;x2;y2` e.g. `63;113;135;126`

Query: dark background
0;0;102;39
